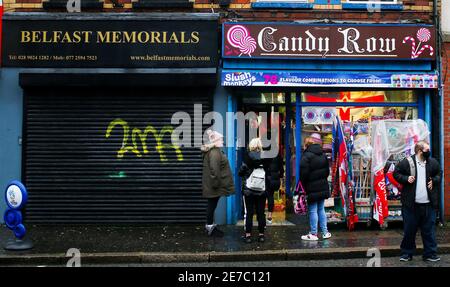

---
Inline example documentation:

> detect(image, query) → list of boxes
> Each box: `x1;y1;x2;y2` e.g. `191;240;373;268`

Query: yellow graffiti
157;126;184;162
105;119;183;162
105;119;141;158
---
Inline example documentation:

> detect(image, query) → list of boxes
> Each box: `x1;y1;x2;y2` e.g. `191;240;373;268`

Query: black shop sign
1;13;219;68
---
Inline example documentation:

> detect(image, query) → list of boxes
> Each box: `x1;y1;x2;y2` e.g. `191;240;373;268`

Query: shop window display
301;90;424;228
238;90;427;228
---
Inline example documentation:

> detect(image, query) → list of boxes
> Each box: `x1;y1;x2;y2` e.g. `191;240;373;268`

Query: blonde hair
304;137;315;148
249;138;263;152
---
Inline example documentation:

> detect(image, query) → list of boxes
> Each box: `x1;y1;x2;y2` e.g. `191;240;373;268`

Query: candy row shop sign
221;71;438;89
223;23;436;60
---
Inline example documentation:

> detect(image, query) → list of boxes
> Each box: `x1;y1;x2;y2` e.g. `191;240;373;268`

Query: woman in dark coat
202;130;235;237
299;135;331;241
239;138;271;243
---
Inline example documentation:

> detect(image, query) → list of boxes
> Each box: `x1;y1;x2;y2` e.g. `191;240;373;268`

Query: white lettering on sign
254;26;396;57
338;28;365;54
223;72;256;86
258;27;330;55
258;27;278;53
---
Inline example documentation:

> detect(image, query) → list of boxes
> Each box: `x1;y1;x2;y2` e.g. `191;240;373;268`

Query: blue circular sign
13;224;26;240
5;180;28;210
4;209;23;229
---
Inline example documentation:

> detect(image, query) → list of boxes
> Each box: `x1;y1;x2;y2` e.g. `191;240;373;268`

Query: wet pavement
76;254;450;267
1;222;449;257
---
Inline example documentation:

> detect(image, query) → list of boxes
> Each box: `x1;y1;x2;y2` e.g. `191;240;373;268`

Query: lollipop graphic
414;28;433;58
403;28;434;59
227;25;257;57
238;36;257;56
417;28;431;42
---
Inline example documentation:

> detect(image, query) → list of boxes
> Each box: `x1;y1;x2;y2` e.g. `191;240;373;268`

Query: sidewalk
1;223;449;265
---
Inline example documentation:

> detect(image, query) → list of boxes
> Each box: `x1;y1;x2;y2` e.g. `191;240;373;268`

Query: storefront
0;13;221;224
221;22;440;227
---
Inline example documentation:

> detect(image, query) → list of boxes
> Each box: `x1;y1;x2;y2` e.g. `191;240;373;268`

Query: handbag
294;181;308;215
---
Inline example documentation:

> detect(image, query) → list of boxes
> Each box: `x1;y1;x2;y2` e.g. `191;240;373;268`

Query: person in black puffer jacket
299;134;331;241
239;138;271;244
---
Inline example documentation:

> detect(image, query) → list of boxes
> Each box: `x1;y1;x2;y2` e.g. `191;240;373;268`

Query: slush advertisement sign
221;71;438;89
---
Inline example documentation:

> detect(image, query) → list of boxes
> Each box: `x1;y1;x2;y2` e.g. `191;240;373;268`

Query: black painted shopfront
2;13;219;223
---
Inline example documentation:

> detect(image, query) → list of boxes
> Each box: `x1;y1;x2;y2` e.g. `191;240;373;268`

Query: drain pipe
434;0;445;224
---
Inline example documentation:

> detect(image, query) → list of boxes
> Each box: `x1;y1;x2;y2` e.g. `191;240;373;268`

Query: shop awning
221;70;438;89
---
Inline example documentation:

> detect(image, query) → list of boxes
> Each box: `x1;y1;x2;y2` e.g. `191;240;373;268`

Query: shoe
242;235;252;244
208;226;224;238
258;235;265;243
399;254;413;262
301;233;319;241
266;218;273;225
423;255;441;262
322;232;332;239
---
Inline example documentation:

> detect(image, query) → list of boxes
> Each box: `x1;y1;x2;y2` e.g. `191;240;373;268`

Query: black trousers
401;203;438;258
267;188;275;213
206;197;220;225
244;194;267;234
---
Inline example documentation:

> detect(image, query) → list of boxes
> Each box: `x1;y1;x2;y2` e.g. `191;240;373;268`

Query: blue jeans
401;204;438;258
308;200;328;235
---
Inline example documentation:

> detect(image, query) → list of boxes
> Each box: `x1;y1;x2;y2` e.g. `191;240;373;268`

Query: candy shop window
300;94;420;225
240;92;297;105
301;90;418;104
242;92;286;104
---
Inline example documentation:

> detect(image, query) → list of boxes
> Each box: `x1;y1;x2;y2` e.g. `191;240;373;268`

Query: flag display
331;116;360;230
371;128;390;226
373;169;388;225
346;124;359;231
333;116;348;217
331;120;339;198
326;115;429;228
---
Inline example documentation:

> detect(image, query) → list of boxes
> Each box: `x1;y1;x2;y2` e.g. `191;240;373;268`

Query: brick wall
1;0;435;23
444;42;450;220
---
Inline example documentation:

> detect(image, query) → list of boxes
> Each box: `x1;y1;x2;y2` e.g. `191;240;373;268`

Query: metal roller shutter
23;88;211;224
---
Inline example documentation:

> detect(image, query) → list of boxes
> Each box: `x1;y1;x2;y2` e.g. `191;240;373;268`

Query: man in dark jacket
299;136;331;241
393;141;441;262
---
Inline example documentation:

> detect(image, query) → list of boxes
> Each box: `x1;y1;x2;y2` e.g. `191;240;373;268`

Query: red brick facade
444;42;450;220
2;0;436;22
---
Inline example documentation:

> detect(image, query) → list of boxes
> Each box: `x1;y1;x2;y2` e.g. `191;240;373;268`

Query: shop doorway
237;92;296;225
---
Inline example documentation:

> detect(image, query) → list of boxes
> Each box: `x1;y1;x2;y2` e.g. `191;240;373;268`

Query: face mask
422;150;430;159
